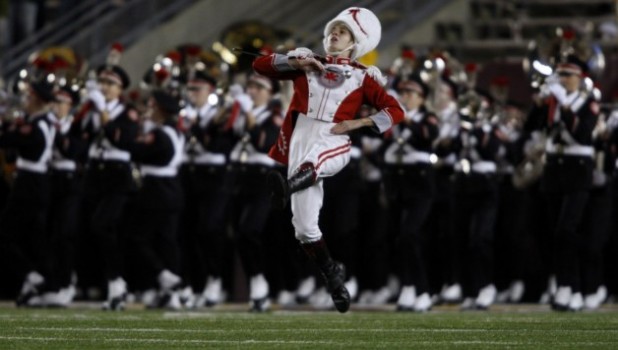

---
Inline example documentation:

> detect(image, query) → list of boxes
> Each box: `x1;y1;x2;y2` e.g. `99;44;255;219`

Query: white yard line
0;335;615;347
17;326;618;333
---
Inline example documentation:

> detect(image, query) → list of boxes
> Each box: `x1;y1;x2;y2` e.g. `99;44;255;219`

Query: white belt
191;152;226;165
51;159;77;171
349;146;362;160
546;143;594;158
141;166;178;177
245;152;277;167
102;149;131;162
385;151;432;165
440;153;457;166
16;157;47;174
472;161;497;174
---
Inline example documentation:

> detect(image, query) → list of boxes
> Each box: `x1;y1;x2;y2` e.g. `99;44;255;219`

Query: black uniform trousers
84;160;134;281
454;172;498;298
0;171;50;287
356;179;389;291
494;175;528;291
424;166;457;293
579;181;612;295
129;175;183;289
384;163;435;294
542;154;594;292
46;170;82;290
194;165;233;280
234;165;272;278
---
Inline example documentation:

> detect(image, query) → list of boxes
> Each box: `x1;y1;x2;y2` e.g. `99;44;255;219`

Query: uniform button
336;101;341;105
309;108;313;113
558;158;563;164
309;93;313;97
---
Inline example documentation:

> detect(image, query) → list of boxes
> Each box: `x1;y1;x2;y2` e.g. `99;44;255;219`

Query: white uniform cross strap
49;114;77;172
16;118;56;174
141;125;186;177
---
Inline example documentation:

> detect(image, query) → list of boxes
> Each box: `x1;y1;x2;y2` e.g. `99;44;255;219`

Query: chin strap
324;42;355;58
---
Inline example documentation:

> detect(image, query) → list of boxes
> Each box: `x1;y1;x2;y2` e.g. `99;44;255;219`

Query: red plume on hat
464;62;479;73
166;51;182;64
107;42;124;66
402;48;415;60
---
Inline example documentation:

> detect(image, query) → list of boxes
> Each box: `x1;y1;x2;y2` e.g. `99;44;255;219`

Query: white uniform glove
235;93;253;114
88;89;106;112
287;47;314;60
547;81;568;106
228;83;244;99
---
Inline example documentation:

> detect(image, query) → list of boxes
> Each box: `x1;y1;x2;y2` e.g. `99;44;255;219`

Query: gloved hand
287;47;324;73
287;47;314;60
228;83;244;99
88;88;106;112
547;81;568;106
235;93;253;114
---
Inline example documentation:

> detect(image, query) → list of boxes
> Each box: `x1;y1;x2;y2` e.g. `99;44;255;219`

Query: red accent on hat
465;63;478;73
556;63;582;76
128;90;141;102
55;90;73;104
155;68;170;81
248;74;273;91
185;45;202;56
562;28;576;40
99;70;123;86
491;75;509;86
398;80;425;96
112;42;124;52
402;49;415;60
166;51;182;63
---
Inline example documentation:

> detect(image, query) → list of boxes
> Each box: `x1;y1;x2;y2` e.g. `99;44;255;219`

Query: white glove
88;89;106;111
287;47;314;60
85;79;99;93
236;93;253;114
547;81;567;106
228;83;244;99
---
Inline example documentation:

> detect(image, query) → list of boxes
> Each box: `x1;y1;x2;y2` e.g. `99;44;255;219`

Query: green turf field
0;304;617;349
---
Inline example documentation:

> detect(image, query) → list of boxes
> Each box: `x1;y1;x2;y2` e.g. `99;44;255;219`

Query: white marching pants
288;115;351;243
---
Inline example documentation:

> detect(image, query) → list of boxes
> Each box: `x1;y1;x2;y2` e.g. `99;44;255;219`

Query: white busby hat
323;7;381;60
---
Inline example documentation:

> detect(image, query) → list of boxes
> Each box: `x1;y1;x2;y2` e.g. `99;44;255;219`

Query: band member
77;64;138;310
29;85;85;307
425;76;463;303
0;81;56;306
254;7;404;313
182;71;234;307
453;94;504;310
381;75;438;312
128;90;185;309
525;55;599;311
229;74;282;311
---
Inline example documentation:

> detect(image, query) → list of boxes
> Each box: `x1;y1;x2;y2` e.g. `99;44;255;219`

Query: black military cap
97;64;131;89
151;89;181;115
30;80;57;103
247;73;280;94
55;85;80;106
188;70;217;87
394;74;429;98
556;55;588;77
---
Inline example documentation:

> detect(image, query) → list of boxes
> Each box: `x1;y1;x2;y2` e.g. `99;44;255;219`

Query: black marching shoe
321;262;351;313
250;297;271;313
267;170;288;210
